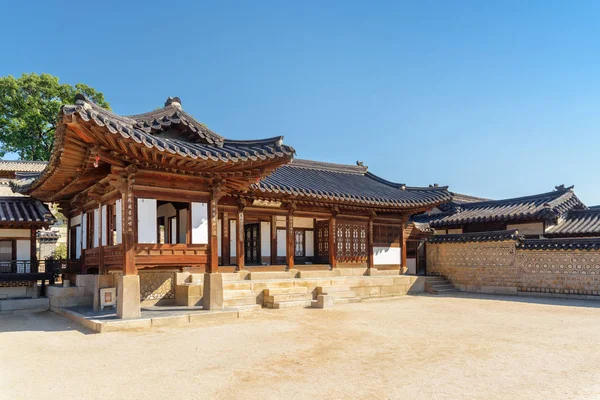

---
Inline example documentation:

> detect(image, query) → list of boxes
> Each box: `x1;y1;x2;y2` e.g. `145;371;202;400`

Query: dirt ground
2;293;600;400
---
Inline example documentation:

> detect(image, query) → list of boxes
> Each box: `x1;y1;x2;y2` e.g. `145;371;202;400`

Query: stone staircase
263;286;313;309
317;286;361;304
223;284;261;311
425;276;457;294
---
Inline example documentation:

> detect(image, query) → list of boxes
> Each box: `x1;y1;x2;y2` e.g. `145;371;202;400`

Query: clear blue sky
2;1;600;204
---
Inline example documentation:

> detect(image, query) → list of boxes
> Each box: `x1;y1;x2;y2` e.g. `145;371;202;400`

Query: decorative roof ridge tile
223;136;286;146
288;159;368;175
517;237;600;251
428;229;520;243
453;188;574;208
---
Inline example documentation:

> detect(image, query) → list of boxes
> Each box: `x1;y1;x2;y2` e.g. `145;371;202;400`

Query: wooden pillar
328;213;337;268
221;212;230;266
236;203;245;270
120;165;137;275
207;186;220;273
270;215;277;265
286;207;295;270
98;202;104;274
30;227;38;273
367;215;375;270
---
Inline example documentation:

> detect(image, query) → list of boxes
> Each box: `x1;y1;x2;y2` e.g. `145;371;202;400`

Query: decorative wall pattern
428;243;515;268
139;272;175;301
517;251;600;275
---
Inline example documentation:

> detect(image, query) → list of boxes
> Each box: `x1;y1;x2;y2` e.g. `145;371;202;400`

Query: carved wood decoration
316;220;329;264
336;222;368;263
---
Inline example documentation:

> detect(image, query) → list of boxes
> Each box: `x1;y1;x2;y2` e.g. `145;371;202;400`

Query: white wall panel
277;229;286;257
137;198;157;244
16;240;30;261
81;214;87;249
115;199;122;245
305;230;314;257
101;205;108;246
191;202;208;244
293;217;313;229
93;208;100;247
230;220;237;257
374;246;401;266
260;221;270;257
217;219;222;257
75;226;82;258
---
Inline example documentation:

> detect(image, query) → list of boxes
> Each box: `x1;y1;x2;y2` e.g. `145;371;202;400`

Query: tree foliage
0;73;109;161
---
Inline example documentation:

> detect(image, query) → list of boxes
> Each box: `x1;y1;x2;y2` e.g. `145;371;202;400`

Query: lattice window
336;222;368;262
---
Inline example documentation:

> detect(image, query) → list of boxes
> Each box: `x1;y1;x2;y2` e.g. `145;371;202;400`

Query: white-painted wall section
229;220;236;257
101;205;107;246
191;202;208;244
277;229;286;257
217;219;222;257
305;230;314;257
260;221;270;257
93;208;100;247
81;214;87;250
115;199;122;244
374;246;401;265
507;222;544;236
75;226;81;258
16;240;30;261
137;198;157;244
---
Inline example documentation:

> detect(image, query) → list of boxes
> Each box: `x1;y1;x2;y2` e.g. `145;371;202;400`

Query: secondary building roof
0;160;47;173
545;208;600;237
253;159;451;209
0;196;55;227
421;185;584;228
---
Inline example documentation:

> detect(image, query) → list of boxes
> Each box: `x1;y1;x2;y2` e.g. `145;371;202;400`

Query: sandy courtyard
2;293;600;400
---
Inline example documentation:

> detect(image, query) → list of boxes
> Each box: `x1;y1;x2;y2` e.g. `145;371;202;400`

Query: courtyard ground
1;293;600;400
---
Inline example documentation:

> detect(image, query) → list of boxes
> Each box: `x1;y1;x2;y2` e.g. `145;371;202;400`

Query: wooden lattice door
244;223;261;265
315;220;329;264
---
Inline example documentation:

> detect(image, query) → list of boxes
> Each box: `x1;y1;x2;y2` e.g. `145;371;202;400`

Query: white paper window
230;220;236;257
260;221;271;257
93;208;100;248
115;199;122;244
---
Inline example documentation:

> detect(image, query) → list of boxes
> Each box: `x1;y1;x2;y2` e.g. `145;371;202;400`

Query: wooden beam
207;187;220;273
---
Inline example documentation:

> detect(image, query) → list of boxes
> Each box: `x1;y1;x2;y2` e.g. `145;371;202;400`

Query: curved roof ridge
289;159;367;175
224;136;285;146
456;188;574;208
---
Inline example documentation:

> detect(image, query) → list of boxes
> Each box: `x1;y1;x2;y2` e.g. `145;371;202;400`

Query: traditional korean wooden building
11;95;450;315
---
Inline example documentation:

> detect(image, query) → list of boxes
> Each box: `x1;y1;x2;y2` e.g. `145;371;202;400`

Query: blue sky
2;1;600;204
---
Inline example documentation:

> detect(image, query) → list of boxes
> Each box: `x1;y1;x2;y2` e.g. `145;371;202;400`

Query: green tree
0;73;110;161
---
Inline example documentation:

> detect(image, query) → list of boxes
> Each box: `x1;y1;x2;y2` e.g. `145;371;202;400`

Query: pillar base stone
202;273;224;311
117;275;141;319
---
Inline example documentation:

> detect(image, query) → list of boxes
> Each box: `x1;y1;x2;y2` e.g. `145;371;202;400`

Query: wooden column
328;213;337;268
207;186;221;273
98;202;104;274
236;202;245;270
286;206;295;270
367;214;375;270
30;227;38;273
401;217;408;272
120;165;137;275
270;215;277;265
221;212;230;266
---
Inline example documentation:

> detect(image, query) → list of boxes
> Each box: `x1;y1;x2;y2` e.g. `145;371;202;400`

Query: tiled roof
428;229;520;243
0;160;47;173
59;95;294;164
428;186;584;228
517;237;600;251
545;209;600;237
0;196;55;225
253;159;451;208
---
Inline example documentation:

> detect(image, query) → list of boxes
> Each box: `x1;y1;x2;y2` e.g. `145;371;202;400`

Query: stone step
223;290;254;299
264;287;308;295
317;285;350;294
227;304;262;312
271;300;313;309
265;293;313;303
223;282;252;290
434;288;457;293
430;284;454;290
320;290;356;299
221;273;241;281
298;270;338;278
248;271;295;280
223;296;258;307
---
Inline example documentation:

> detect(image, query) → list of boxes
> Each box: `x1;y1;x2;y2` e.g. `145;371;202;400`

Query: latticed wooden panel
336;223;367;262
316;221;329;257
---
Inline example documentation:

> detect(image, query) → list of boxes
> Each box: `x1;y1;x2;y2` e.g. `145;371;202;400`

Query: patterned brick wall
517;250;600;295
427;241;600;297
427;242;518;291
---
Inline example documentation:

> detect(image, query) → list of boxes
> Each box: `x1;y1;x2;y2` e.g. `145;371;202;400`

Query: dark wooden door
315;221;329;264
244;223;261;265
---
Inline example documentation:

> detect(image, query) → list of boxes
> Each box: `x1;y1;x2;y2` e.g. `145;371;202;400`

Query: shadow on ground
428;291;600;309
0;310;93;335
